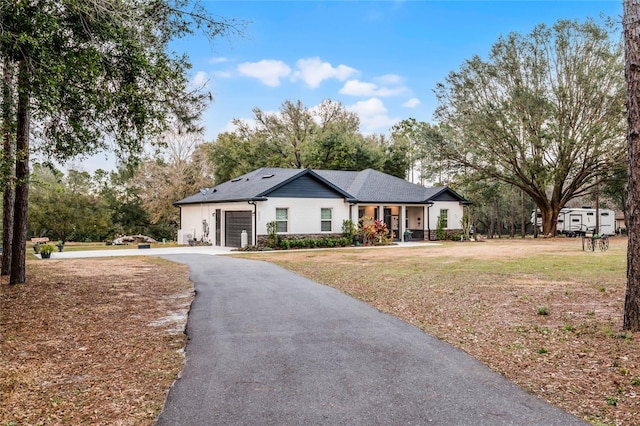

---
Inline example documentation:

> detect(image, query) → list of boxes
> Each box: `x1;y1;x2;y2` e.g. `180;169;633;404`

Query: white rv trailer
531;207;616;236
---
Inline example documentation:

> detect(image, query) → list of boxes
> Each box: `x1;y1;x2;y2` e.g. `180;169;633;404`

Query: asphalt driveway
155;254;587;426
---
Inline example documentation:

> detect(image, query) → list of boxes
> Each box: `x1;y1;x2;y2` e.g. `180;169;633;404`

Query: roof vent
262;174;274;179
231;178;242;182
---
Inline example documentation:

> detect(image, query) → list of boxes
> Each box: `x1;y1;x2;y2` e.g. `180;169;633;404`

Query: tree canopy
131;122;214;227
28;166;111;242
206;99;409;183
0;0;241;283
434;18;626;235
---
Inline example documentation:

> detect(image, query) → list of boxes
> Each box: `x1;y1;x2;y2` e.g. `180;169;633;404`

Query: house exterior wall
429;201;464;232
177;203;217;244
406;206;426;230
178;201;253;245
177;199;466;245
256;197;350;236
177;198;351;246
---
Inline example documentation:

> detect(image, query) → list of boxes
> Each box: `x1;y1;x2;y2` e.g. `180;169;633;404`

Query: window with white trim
276;208;288;233
439;209;448;228
321;208;332;232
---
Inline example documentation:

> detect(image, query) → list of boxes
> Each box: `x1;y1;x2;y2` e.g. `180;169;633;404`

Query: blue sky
183;0;622;141
71;1;623;172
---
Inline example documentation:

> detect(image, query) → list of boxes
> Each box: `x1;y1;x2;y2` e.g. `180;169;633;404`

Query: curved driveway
155;254;587;426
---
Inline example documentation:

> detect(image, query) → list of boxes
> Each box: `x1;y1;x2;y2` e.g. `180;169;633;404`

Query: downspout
178;205;182;242
248;200;257;245
426;202;433;241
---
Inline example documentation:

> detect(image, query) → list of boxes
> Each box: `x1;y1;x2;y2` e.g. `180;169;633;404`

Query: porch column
424;205;430;241
401;205;407;241
378;205;384;221
423;206;427;232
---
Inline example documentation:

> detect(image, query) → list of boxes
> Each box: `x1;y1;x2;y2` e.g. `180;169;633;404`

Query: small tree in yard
461;209;472;241
436;214;447;241
341;219;356;242
266;221;278;248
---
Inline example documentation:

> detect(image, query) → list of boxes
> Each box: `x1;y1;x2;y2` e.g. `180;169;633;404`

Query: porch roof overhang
352;200;435;205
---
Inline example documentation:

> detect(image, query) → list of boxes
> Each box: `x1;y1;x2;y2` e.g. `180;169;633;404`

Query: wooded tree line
23;122;215;243
0;1;240;284
1;3;636;327
203;18;627;238
8;15;630;247
208;99;411;183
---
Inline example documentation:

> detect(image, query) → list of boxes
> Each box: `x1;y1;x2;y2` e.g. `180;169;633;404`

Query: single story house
174;168;470;247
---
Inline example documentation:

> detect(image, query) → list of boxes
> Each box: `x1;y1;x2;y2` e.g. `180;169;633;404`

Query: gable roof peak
175;166;469;206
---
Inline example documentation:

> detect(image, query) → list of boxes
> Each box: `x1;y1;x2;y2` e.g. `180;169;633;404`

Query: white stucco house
174;168;470;247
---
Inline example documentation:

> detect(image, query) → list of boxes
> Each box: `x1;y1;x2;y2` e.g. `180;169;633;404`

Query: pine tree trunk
1;60;15;276
624;0;640;330
9;61;30;285
510;186;515;238
520;190;526;238
496;200;501;238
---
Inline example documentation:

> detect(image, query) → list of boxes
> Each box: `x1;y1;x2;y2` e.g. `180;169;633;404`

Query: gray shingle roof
315;169;434;203
175;168;300;205
175;168;467;205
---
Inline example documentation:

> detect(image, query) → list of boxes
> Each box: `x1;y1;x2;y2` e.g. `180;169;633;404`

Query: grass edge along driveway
238;237;633;426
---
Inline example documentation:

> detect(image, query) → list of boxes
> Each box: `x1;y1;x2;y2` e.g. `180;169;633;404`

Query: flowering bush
358;216;390;245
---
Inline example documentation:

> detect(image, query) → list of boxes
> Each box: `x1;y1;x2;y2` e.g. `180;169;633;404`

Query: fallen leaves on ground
0;257;193;426
1;238;637;425
245;237;637;426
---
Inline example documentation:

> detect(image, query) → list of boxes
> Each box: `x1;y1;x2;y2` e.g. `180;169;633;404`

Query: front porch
355;205;431;242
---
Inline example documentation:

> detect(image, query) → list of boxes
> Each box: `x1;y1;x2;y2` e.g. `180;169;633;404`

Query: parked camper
531;207;616;236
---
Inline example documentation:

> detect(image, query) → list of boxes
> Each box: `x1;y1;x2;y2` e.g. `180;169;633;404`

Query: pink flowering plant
358;216;390;245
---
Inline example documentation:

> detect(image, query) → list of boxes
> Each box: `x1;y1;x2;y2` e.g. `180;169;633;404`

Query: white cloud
403;97;421;108
220;120;240;134
349;97;387;117
348;98;398;134
340;80;378;96
237;60;291;87
340;79;407;97
209;57;229;64
376;74;403;85
292;57;358;88
189;71;210;89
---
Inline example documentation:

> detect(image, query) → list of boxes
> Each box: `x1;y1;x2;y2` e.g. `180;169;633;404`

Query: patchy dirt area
0;257;193;425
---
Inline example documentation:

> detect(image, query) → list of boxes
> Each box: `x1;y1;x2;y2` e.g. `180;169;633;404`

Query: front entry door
384;208;392;236
384;208;400;241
